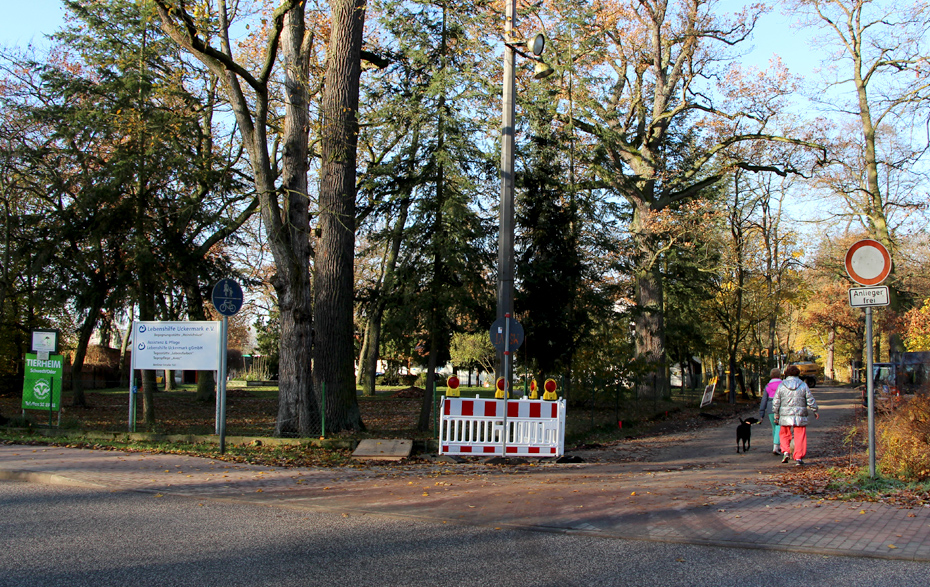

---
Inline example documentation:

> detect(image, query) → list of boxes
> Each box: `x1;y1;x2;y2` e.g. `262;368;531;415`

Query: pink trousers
779;426;808;460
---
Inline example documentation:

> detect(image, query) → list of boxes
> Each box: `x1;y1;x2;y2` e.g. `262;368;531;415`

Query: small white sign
132;321;221;370
848;286;890;307
700;378;717;407
32;330;58;353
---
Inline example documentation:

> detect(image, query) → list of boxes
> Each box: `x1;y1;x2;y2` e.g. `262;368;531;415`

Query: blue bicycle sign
212;278;243;317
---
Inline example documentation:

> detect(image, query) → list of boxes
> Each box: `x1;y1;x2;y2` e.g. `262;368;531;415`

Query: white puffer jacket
772;376;818;427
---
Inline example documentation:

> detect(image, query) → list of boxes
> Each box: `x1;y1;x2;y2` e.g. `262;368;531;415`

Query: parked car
789;361;822;388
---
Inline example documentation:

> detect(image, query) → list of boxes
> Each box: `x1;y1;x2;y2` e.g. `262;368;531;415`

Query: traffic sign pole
128;321;136;433
218;315;228;454
503;313;510;456
844;240;890;480
211;278;242;454
866;307;876;478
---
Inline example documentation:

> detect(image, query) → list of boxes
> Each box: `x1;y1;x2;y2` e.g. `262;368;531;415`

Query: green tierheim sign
22;353;63;411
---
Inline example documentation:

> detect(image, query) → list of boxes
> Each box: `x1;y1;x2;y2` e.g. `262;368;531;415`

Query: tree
154;0;346;435
449;332;495;383
792;0;930;348
515;129;584;378
0;68;71;370
314;0;368;431
359;0;495;430
565;0;824;399
14;0;258;418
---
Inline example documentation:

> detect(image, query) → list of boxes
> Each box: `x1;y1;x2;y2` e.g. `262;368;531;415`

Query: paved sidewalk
2;386;929;561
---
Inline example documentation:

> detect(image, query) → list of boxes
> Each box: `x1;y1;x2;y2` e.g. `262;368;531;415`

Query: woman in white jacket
772;365;819;466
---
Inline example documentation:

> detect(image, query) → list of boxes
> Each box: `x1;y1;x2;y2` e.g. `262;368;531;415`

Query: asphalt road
2;481;929;587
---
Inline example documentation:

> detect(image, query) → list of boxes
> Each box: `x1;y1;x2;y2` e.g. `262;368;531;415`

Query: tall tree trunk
356;320;371;387
359;196;410;395
184;282;216;402
850;14;903;355
419;167;445;431
314;0;367;432
118;318;132;387
272;5;316;436
0;199;12;325
420;327;440;432
631;199;667;400
71;299;105;407
139;289;158;426
634;262;667;400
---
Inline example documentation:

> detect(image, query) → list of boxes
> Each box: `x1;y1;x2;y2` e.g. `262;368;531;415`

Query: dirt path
572;384;854;467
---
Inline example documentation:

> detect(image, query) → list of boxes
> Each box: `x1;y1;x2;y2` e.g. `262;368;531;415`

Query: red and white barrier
439;397;566;457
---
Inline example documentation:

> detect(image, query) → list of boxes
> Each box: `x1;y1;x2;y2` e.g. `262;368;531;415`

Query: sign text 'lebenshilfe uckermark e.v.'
132;321;221;371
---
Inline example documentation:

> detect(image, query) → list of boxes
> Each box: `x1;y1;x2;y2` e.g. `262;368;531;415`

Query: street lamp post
497;0;517;337
496;0;552;388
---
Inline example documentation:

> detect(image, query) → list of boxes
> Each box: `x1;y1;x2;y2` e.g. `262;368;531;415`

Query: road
2;384;930;586
2;481;929;587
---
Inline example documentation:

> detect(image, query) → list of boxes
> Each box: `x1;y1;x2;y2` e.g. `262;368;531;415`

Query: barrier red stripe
461;400;473;417
484;401;497;417
530;403;540;418
507;401;518;418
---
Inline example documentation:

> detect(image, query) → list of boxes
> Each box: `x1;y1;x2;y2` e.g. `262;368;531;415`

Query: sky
1;0;67;49
2;0;819;75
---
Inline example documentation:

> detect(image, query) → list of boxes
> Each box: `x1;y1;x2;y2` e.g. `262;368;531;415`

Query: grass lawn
1;382;754;445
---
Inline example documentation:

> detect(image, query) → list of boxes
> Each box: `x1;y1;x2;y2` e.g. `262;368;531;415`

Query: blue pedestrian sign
212;278;243;317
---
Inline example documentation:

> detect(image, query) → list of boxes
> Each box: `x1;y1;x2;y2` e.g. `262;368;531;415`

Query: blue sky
1;0;66;48
3;0;817;76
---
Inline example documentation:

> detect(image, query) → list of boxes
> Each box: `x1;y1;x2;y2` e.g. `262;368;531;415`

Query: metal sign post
128;322;136;432
503;313;511;456
845;239;891;479
865;307;876;478
218;315;228;453
212;278;243;454
489;314;524;458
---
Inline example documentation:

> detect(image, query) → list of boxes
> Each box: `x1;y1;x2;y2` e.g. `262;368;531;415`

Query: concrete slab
352;439;412;461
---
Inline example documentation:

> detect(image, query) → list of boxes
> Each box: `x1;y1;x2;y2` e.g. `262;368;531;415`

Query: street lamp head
528;33;546;57
533;61;554;79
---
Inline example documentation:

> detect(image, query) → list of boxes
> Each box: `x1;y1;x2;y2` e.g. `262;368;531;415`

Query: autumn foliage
903;300;930;352
878;392;930;482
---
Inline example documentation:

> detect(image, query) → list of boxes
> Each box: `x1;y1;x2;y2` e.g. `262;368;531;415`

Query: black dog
736;417;760;453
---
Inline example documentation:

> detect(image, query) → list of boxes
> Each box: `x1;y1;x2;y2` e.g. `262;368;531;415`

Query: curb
1;428;442;453
0;469;105;489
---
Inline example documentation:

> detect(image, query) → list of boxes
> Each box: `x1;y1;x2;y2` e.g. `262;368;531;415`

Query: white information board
132;321;221;370
849;286;890;307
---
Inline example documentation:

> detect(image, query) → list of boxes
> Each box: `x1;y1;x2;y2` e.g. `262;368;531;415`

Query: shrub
878;392;930;482
414;372;447;388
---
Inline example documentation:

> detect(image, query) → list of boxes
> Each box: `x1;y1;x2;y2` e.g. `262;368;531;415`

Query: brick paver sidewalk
2;386;929;561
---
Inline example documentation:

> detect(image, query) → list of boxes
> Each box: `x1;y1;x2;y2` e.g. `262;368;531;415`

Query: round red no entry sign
845;239;891;286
